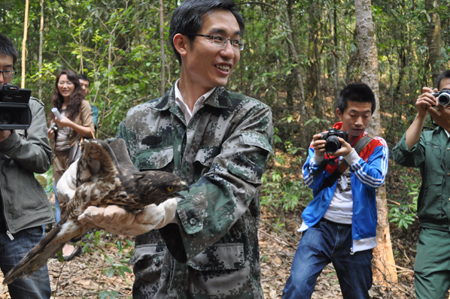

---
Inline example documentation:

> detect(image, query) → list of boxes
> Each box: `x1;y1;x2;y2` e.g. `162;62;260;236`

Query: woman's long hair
50;69;85;120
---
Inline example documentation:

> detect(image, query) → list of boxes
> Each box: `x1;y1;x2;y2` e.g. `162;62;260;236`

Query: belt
320;217;352;227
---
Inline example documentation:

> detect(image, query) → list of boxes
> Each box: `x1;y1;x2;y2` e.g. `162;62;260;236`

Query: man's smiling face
183;9;241;92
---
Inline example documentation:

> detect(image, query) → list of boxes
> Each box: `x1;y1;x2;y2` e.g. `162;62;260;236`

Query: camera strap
316;135;373;193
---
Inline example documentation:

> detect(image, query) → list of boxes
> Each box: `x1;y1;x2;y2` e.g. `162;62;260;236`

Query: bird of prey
3;138;188;285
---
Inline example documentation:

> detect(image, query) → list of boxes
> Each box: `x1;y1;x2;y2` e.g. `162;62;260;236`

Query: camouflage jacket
117;86;273;298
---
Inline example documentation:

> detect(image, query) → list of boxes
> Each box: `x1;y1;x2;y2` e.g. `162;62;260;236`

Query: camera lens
325;136;341;153
438;93;450;106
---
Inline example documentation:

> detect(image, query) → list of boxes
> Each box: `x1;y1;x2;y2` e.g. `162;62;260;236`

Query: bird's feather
3;138;188;284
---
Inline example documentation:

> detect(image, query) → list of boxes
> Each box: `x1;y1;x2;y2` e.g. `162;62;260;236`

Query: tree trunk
329;0;340;121
354;0;398;287
307;0;323;120
21;0;30;88
39;0;44;99
425;0;441;85
159;0;166;96
284;0;305;111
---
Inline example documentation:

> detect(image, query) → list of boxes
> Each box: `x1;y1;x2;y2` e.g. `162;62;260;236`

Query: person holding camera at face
0;34;53;298
283;83;389;299
392;70;450;299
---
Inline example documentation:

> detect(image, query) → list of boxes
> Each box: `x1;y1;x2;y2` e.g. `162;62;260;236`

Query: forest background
0;0;448;297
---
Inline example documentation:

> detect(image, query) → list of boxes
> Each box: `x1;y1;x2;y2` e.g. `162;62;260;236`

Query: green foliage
261;153;313;212
260;254;269;263
304;117;332;133
102;251;133;279
388;175;420;229
2;0;450;147
98;290;120;299
35;165;54;194
79;230;134;295
272;218;285;230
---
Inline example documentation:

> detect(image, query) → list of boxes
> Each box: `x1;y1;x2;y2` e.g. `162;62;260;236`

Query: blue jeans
0;227;51;299
283;219;373;299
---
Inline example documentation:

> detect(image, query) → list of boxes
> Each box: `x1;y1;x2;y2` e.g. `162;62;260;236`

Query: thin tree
39;0;44;99
354;0;398;286
329;0;339;115
306;0;323;120
21;0;30;88
425;0;442;84
284;0;305;112
160;0;166;96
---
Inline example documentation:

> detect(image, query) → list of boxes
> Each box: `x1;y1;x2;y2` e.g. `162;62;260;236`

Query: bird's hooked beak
175;181;190;199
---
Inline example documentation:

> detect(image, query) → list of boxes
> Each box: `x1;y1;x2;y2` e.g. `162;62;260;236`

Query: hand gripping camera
0;84;32;130
320;128;349;153
432;89;450;106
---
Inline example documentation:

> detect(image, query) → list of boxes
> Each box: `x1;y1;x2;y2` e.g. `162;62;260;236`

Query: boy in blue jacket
283;83;389;299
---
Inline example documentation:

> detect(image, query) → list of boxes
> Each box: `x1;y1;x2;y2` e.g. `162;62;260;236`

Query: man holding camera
0;35;53;298
392;70;450;299
283;83;389;299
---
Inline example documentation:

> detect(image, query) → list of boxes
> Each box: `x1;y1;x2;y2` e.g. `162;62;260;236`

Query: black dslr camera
432;89;450;106
0;84;32;130
320;128;349;153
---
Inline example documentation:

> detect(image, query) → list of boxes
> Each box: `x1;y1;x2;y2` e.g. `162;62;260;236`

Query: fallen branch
259;226;297;249
260;219;300;247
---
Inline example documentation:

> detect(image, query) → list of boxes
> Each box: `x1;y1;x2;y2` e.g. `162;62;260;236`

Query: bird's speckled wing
3;139;188;285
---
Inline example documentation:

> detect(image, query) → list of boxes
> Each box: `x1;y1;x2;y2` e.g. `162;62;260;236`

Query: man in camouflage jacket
72;0;273;297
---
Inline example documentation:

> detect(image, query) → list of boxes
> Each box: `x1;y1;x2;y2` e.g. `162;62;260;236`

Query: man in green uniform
392;70;450;299
59;0;273;298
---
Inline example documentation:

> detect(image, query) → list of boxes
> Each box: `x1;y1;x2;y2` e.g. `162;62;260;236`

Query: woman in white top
47;69;94;259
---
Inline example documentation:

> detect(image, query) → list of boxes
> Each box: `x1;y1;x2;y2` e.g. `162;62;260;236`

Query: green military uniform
392;126;450;299
117;86;273;298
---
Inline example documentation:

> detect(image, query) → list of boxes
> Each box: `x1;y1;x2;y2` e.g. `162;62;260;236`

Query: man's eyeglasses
0;70;17;78
190;34;245;51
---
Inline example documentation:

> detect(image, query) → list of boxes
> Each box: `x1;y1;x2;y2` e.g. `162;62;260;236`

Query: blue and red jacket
300;122;389;253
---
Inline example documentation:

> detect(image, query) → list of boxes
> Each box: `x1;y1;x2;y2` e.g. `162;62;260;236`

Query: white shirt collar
174;79;216;123
445;128;450;138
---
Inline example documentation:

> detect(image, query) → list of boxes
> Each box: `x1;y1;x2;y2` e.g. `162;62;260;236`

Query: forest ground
0;160;423;298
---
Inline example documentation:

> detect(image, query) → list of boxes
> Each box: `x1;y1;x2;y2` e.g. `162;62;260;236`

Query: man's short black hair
337;83;376;115
168;0;245;65
0;34;18;66
436;70;450;90
77;73;90;86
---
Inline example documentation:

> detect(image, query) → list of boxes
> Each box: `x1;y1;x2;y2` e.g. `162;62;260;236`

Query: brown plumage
3;138;188;285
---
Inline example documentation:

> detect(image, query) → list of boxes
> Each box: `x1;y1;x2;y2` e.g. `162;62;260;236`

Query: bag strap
70;128;96;148
353;135;373;154
317;135;373;193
